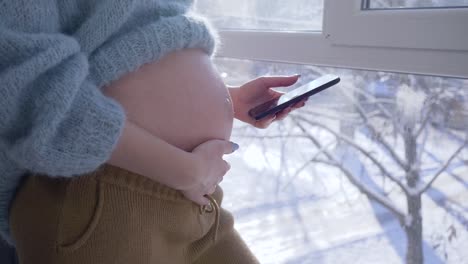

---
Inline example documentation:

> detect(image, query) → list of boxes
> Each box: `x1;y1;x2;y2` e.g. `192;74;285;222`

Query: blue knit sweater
0;0;216;245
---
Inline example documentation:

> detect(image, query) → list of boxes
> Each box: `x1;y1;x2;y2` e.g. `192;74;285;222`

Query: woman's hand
229;75;307;128
181;139;238;205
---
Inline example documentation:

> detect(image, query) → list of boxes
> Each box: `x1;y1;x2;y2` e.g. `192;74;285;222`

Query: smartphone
248;74;341;120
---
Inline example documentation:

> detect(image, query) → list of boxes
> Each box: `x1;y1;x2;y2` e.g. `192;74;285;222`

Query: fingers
255;74;300;88
253;106;294;127
224;160;231;172
215;140;239;155
292;98;308;109
199;196;212;206
185;140;237;206
276;107;292;121
254;99;308;128
207;184;217;195
295;101;306;108
277;98;308;120
230;142;240;153
254;114;276;129
183;191;211;206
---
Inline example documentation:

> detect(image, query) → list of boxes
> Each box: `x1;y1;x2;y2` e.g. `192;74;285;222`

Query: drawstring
199;194;220;243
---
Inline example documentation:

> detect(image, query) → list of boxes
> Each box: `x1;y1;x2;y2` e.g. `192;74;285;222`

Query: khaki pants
10;164;259;264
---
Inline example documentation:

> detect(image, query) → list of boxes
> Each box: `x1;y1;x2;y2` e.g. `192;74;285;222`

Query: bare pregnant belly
102;49;234;152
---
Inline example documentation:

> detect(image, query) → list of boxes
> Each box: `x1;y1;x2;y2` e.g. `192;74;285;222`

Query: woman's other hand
181;139;238;205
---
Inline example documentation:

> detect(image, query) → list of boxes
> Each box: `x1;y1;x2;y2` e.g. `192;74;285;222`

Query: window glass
194;0;323;31
364;0;468;9
217;57;468;263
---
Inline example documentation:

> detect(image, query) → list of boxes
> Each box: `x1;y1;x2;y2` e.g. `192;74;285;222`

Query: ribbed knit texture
10;165;259;264
0;0;217;245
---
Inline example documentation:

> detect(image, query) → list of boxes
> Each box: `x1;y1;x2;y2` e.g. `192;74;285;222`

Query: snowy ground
220;118;468;264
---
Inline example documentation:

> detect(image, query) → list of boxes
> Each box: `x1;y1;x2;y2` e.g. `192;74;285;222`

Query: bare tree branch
415;86;447;138
339;87;409;171
294;114;410;195
316;159;406;223
345;83;402;137
415;111;432;139
353;86;396;120
299;109;363;123
417;141;468;195
292;117;406;223
282;140;337;190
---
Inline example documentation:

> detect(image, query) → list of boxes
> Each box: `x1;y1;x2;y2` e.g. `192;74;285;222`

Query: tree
288;72;467;264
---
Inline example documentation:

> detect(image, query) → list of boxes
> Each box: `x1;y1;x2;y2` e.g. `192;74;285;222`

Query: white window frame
214;0;468;78
327;0;468;51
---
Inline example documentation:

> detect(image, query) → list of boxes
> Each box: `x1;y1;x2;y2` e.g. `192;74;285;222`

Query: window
216;58;468;263
326;0;468;51
194;2;468;263
364;0;468;9
195;0;324;31
195;0;468;78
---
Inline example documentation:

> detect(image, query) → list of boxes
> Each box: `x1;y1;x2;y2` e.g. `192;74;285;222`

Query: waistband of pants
92;163;188;202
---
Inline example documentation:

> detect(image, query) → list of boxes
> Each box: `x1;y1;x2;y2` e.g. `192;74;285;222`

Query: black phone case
248;77;340;120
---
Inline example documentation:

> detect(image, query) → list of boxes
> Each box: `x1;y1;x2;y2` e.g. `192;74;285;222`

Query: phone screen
248;74;340;120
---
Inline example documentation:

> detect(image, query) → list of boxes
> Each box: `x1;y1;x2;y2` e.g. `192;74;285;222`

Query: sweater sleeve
0;26;126;177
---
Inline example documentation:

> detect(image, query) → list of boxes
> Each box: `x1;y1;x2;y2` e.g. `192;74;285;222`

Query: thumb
254;74;300;89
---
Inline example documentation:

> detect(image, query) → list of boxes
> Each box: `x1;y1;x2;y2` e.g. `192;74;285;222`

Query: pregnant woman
0;1;305;263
